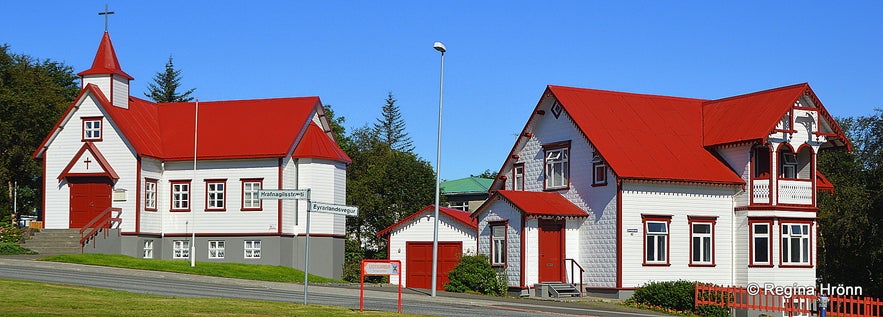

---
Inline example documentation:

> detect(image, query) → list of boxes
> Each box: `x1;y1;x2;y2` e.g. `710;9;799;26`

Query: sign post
259;189;310;304
306;201;358;305
360;260;402;313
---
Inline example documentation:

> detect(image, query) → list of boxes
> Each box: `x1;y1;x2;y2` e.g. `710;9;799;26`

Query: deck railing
79;207;122;250
563;258;584;296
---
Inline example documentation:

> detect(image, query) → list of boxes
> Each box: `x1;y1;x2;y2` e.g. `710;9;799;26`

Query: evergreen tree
372;92;414;152
144;56;195;103
0;44;78;219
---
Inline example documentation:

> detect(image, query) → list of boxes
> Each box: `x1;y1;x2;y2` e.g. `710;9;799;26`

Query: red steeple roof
77;32;134;80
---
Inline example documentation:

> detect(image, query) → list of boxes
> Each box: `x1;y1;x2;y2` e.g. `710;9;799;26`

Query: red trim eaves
377;205;476;237
57;142;120;181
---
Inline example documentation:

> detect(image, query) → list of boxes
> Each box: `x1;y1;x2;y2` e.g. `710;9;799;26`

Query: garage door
405;241;462;290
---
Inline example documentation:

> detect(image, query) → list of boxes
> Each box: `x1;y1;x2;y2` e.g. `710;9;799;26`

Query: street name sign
258;189;309;200
310;202;359;217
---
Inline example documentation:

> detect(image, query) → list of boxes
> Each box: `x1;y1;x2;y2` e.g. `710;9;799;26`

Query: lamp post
431;41;446;297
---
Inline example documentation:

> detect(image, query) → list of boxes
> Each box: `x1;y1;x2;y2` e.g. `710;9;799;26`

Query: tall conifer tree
372;92;414;152
144;56;195;103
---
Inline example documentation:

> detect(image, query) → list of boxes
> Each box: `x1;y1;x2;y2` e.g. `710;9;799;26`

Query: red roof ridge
377;205;476;237
703;82;808;105
77;32;134;80
162;96;321;106
548;85;708;103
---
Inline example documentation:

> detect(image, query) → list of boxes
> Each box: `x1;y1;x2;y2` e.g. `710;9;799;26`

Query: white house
475;84;850;299
378;205;476;290
32;32;351;279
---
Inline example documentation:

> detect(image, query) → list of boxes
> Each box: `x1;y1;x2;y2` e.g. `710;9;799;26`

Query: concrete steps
21;229;82;256
535;282;582;298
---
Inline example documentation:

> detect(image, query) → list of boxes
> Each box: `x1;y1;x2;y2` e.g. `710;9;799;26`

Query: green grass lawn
0;278;420;316
40;254;343;283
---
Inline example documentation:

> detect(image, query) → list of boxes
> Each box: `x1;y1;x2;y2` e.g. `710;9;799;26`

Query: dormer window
82;117;103;141
543;141;570;190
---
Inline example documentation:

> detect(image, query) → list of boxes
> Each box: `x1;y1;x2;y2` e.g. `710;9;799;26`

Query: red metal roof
548;85;745;185
77;32;134;80
293;123;352;163
816;171;835;193
486;190;588;217
702;83;808;146
377;205;477;237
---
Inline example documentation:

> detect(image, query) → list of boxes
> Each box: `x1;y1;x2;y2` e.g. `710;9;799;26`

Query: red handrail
564;258;584;296
79;207;122;249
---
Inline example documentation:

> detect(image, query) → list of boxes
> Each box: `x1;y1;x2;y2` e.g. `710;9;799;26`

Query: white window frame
143;240;154;259
781;152;798;179
490;223;506;266
544;148;569;189
208;240;225;259
206;180;226;211
644;220;669;264
751;222;772;266
513;164;524;191
82;118;102;140
173;240;190;259
691;222;713;265
244;240;261;259
241;180;262;210
144;179;157;211
446;201;468;211
171;181;190;211
781;223;811;265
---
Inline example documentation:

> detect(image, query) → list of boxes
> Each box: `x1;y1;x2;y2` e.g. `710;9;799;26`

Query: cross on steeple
98;4;115;32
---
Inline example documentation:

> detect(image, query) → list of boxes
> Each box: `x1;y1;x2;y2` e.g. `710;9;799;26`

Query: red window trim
205;179;227;212
592;162;608;187
748;218;774;267
688;216;718;267
240;178;263;211
779;219;815;268
144;178;158;212
542;141;571;191
641;214;672;267
169;180;191;212
512;163;525;191
81;117;104;142
489;220;508;267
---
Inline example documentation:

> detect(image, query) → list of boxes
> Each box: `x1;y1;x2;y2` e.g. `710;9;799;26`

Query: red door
538;220;564;282
405;241;462;290
69;177;112;228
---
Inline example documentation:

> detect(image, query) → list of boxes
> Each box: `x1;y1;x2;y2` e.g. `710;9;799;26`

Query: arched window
779;146;797;179
753;146;771;179
796;146;813;180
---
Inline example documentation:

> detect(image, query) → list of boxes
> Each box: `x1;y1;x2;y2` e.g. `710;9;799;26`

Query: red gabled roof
549;85;744;185
702;83;808;146
293;123;352;163
816;170;835;193
57;142;120;180
377;205;477;237
77;32;134;80
477;190;588;218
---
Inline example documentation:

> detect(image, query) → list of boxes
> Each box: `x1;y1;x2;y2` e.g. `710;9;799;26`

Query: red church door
538;219;564;282
69;177;112;228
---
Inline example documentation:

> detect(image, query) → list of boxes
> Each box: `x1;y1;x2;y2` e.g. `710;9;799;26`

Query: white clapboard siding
159;159;279;234
43;93;138;229
295;159;347;236
620;182;737;287
111;75;128;109
82;76;111;101
139;158;163;233
387;212;476;286
735;210;817;287
714;144;752;208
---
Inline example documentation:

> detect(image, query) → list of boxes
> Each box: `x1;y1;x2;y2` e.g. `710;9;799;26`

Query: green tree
818;110;883;297
144;56;195;103
471;169;498;179
323;105;352;154
372;92;414;153
0;44;78;219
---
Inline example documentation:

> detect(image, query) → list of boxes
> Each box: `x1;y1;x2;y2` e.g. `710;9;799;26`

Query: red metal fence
695;283;883;317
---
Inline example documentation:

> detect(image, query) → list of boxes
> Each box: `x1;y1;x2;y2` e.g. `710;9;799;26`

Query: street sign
258;189;309;200
363;261;400;275
310;202;358;217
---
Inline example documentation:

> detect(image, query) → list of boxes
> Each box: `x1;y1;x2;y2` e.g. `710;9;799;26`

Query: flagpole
191;98;198;267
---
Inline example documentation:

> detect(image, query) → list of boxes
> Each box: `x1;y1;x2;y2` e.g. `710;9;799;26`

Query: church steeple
78;32;133;108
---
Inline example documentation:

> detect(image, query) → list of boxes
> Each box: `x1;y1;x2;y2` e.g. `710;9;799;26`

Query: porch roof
477;190;588;218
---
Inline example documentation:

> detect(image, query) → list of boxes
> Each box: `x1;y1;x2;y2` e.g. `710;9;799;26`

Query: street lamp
431;41;446;297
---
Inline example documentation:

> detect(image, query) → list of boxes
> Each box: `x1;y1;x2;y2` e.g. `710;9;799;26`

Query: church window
170;180;191;212
241;179;262;211
82;117;103;141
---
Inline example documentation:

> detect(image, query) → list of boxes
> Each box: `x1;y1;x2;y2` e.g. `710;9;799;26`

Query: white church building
32;32;351;279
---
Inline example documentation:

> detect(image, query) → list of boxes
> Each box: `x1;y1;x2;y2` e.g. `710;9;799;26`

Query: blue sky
3;1;881;180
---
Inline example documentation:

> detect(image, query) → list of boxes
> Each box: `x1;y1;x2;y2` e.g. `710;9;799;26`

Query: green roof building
440;177;493;212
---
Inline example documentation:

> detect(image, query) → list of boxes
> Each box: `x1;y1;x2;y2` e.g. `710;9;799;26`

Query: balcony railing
751;180;770;204
778;179;813;205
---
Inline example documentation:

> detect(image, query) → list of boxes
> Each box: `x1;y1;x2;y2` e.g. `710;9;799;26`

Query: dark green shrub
631;280;695;312
695;304;729;317
0;221;23;244
444;254;507;296
0;242;34;255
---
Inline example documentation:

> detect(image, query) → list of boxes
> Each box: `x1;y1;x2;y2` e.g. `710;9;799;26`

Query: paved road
0;258;666;317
